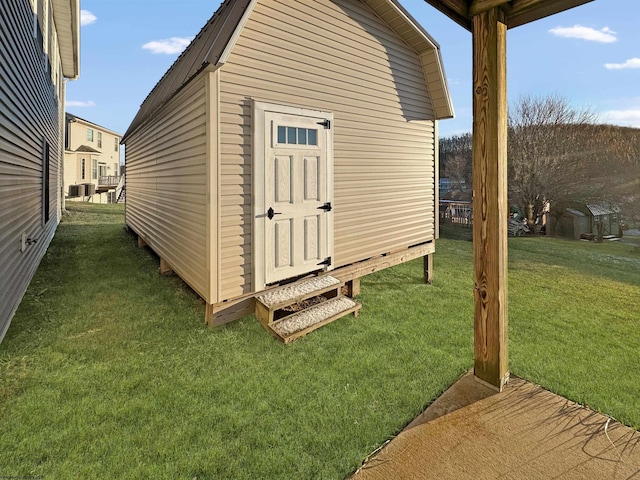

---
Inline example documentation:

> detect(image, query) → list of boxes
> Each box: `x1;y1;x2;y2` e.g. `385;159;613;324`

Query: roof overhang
52;0;80;79
422;0;594;30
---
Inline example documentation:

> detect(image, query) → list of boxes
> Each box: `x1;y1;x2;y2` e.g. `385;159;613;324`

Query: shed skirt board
253;102;334;291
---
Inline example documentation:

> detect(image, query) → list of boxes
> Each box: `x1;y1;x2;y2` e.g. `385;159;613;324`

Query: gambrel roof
123;0;453;141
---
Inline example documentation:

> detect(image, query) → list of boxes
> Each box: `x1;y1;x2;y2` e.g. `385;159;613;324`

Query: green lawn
0;204;638;478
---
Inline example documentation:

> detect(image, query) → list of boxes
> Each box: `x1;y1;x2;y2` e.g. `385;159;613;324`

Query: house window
42;139;50;224
97;131;102;148
99;163;107;178
87;128;94;142
92;159;98;179
81;158;86;179
36;0;47;55
114;137;119;152
276;126;317;146
47;0;55;83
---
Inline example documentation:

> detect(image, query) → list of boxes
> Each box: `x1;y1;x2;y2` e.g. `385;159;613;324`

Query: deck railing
440;201;473;227
98;175;121;187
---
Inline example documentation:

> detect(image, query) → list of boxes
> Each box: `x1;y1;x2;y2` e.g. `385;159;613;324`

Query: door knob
267;207;282;220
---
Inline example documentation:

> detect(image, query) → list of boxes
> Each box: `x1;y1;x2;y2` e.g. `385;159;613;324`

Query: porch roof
422;0;594;30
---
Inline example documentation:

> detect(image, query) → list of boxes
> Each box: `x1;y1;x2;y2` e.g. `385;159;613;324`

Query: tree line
439;94;640;229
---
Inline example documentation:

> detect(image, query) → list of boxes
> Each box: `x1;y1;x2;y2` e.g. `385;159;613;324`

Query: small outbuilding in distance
122;0;453;341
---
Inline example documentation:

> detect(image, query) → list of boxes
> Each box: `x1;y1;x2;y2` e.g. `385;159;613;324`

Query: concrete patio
353;372;640;479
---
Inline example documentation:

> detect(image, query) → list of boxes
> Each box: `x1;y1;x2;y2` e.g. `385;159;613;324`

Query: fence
98;175;121;187
440;201;472;227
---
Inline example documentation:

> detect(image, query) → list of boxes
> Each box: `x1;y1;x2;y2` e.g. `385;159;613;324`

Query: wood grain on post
472;7;509;390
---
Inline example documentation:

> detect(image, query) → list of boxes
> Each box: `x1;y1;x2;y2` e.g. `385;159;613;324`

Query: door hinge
316;119;331;129
317;202;332;212
318;257;332;267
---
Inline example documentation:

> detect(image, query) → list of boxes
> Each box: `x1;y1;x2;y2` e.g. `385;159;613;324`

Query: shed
586;202;622;238
122;0;453;331
559;208;589;240
554;202;622;240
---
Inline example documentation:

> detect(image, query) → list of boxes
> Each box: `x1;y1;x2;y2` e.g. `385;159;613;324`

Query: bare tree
440;94;640;231
439;133;472;187
507;94;626;231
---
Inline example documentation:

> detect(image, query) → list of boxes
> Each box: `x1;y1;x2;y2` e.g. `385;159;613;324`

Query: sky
67;0;640;142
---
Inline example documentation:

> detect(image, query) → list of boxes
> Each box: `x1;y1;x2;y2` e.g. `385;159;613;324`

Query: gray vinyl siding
219;0;435;299
125;75;209;299
0;0;64;342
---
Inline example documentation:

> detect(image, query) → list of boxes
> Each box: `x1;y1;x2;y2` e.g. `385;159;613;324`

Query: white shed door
264;111;332;284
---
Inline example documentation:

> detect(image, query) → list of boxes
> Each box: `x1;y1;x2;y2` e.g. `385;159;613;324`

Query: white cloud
142;37;193;55
549;25;617;43
604;58;640;70
67;100;96;107
603;109;640;128
80;10;97;26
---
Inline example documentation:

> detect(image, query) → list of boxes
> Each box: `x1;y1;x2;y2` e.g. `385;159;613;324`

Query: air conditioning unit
83;183;96;195
68;184;86;197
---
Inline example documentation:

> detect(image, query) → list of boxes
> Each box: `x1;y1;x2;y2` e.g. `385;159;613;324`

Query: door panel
304;215;319;262
274;219;292;268
304;156;319;201
274;155;292;204
264;111;331;284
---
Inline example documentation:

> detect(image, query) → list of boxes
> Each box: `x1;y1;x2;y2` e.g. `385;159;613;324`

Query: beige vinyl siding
362;0;453;120
218;0;435;299
0;0;64;341
125;75;210;300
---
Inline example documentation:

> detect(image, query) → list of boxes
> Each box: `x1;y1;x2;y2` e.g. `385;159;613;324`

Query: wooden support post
137;236;147;248
205;298;255;327
472;7;509;390
205;303;214;326
423;254;433;285
159;258;174;276
347;278;361;297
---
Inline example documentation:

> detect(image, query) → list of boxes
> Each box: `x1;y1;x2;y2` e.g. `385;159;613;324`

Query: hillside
439;124;640;226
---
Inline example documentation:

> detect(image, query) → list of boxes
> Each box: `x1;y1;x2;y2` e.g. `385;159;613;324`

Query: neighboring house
552;202;622;240
0;0;80;342
64;113;124;204
122;0;453;330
